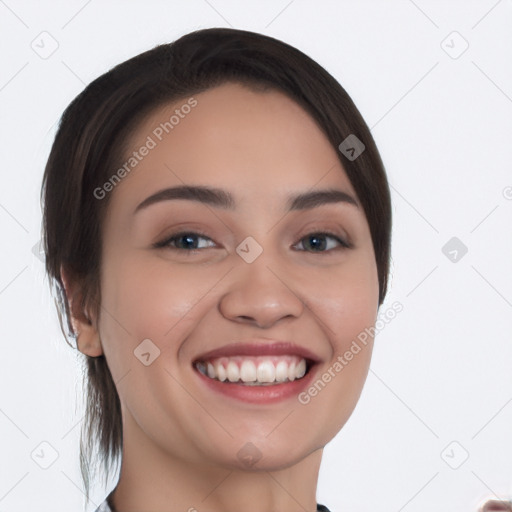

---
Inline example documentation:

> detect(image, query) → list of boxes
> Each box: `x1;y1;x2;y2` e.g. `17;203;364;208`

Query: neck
108;410;322;512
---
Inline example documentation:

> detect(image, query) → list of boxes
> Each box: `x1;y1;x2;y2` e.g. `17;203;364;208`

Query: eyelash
153;229;352;254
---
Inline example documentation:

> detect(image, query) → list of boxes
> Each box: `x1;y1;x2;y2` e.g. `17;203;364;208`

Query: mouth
191;340;321;403
193;355;315;386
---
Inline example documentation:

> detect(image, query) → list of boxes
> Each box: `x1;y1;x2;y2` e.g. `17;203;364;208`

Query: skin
63;82;380;512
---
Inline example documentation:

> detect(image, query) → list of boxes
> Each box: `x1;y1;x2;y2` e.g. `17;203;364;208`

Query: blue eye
154;231;215;251
154;230;351;253
294;232;351;252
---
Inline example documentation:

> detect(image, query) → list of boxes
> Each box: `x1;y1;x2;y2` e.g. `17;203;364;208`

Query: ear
60;265;104;357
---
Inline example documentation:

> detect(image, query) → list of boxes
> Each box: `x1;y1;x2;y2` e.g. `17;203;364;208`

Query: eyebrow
133;185;359;215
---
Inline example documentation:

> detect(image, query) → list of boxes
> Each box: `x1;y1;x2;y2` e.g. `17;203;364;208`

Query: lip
193;339;322;364
191;339;322;404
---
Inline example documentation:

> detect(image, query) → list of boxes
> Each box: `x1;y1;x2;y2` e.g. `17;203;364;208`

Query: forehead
109;82;356;213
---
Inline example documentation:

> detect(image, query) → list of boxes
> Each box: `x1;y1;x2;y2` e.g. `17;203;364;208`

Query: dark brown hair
40;27;392;503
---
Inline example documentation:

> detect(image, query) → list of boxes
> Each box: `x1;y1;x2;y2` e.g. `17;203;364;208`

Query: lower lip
193;363;318;404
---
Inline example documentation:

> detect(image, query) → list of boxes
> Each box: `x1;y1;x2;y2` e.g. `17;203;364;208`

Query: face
95;82;379;471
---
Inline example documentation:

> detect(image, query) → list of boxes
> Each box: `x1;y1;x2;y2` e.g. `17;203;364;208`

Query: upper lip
193;339;322;364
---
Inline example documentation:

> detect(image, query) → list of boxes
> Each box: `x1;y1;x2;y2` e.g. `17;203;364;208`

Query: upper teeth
195;355;307;385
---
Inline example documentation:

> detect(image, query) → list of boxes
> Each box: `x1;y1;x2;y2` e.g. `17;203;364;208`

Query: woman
41;27;392;512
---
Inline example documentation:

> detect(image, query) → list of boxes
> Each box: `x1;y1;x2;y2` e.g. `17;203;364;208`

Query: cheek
98;251;214;354
297;254;378;435
95;253;170;355
307;252;379;345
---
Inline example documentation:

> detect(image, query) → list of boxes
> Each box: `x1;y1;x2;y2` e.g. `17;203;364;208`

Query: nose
218;257;304;329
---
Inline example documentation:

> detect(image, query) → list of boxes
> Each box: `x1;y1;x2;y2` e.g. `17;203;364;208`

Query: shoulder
317;504;332;512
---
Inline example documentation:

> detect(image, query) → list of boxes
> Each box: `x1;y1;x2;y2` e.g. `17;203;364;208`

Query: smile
194;355;309;386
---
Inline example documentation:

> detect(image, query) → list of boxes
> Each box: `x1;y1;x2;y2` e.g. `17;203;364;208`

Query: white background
1;1;511;511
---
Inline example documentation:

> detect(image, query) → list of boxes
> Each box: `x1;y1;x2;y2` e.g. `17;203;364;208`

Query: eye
293;231;351;253
154;230;351;254
153;231;215;251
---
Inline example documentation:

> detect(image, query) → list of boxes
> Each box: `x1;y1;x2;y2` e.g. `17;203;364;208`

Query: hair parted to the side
40;27;392;505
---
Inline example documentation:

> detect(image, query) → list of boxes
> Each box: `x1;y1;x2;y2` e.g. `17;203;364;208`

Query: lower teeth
232;380;288;386
209;379;296;386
